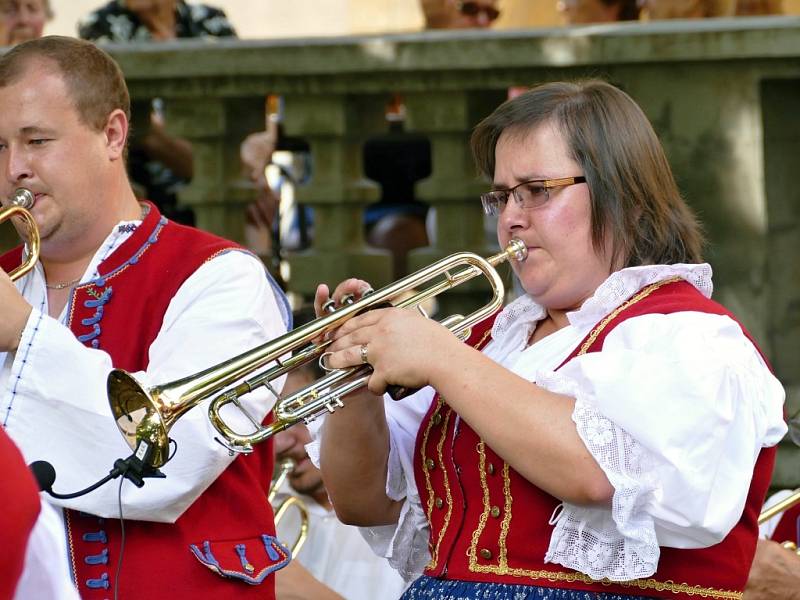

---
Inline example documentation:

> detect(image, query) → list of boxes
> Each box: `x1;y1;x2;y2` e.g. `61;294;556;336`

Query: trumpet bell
108;370;174;468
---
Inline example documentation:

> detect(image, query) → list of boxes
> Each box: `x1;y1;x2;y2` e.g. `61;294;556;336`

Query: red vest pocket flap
189;534;291;585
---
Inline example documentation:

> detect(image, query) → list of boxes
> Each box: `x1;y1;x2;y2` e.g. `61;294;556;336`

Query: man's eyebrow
20;126;57;136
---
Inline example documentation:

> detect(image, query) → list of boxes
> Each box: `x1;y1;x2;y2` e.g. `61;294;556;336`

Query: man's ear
104;109;129;160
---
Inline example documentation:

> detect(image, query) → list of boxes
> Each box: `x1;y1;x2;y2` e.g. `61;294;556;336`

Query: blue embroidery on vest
81;304;104;326
84;548;109;565
191;541;220;567
86;573;109;590
82;530;108;543
85;288;113;306
189;537;291;585
235;544;256;574
261;534;281;561
75;288;113;346
77;323;101;343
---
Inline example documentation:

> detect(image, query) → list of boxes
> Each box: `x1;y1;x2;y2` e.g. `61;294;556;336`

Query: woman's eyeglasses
457;1;501;22
480;176;586;216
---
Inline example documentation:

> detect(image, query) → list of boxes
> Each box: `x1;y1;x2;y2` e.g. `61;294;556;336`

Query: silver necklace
45;277;82;290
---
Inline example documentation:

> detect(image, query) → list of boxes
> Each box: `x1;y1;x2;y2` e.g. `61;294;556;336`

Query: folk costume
1;203;291;598
310;264;786;600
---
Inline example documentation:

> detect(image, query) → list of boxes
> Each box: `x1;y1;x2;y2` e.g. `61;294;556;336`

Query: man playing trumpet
0;36;291;598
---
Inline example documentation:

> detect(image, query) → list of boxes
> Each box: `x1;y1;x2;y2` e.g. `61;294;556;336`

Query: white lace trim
492;263;713;342
537;371;660;580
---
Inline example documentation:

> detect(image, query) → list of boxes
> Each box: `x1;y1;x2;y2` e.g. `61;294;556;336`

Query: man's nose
5;147;33;184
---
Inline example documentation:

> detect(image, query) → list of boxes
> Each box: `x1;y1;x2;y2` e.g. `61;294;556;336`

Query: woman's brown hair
471;80;704;268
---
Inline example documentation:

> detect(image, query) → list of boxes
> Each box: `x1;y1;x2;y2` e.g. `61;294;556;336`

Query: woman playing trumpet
309;80;786;600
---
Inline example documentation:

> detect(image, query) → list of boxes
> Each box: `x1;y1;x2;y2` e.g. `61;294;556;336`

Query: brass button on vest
490;506;501;518
487;463;495;475
479;548;493;560
432;413;442;425
435;497;444;508
425;458;435;470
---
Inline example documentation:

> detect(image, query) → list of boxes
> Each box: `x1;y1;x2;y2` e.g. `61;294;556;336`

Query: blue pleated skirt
401;576;658;600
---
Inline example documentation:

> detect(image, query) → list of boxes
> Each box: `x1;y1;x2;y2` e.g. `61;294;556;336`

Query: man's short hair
0;35;130;132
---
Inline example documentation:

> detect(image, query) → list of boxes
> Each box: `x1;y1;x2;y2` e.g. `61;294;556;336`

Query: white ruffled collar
492;263;713;343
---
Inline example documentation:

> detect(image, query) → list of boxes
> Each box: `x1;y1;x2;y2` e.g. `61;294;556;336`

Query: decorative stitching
261;535;281;561
84;548;109;565
82;530;108;543
420;398;443;569
469;441;493;567
64;510;79;587
3;295;46;427
499;462;512;568
425;323;496;572
577;277;680;356
81;305;104;326
235;544;256;573
189;537;291;585
433;406;454;568
76;323;101;343
86;573;109;589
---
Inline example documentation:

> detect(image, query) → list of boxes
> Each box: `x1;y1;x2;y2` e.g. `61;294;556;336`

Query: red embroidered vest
1;204;287;599
414;279;776;600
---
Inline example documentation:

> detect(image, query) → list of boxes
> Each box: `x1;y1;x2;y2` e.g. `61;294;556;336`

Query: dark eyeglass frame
457;1;501;21
480;176;586;216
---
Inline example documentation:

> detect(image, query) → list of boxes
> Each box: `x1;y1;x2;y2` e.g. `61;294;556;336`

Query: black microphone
28;448;166;500
30;460;56;494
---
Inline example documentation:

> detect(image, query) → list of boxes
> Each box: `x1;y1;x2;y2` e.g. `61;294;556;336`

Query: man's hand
0;268;32;352
241;129;277;184
744;539;800;600
275;560;344;600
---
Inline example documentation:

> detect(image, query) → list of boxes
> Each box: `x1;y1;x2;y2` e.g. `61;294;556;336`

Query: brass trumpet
1;189;39;281
107;238;527;468
758;488;800;525
269;457;309;558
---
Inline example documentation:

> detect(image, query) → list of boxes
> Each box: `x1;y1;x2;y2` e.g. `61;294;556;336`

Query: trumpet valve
324;397;344;414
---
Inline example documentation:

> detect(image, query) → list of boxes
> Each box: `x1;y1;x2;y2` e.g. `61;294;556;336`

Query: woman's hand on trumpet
314;280;462;396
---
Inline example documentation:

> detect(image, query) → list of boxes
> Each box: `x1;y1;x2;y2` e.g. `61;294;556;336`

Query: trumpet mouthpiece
11;188;34;209
506;238;528;262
